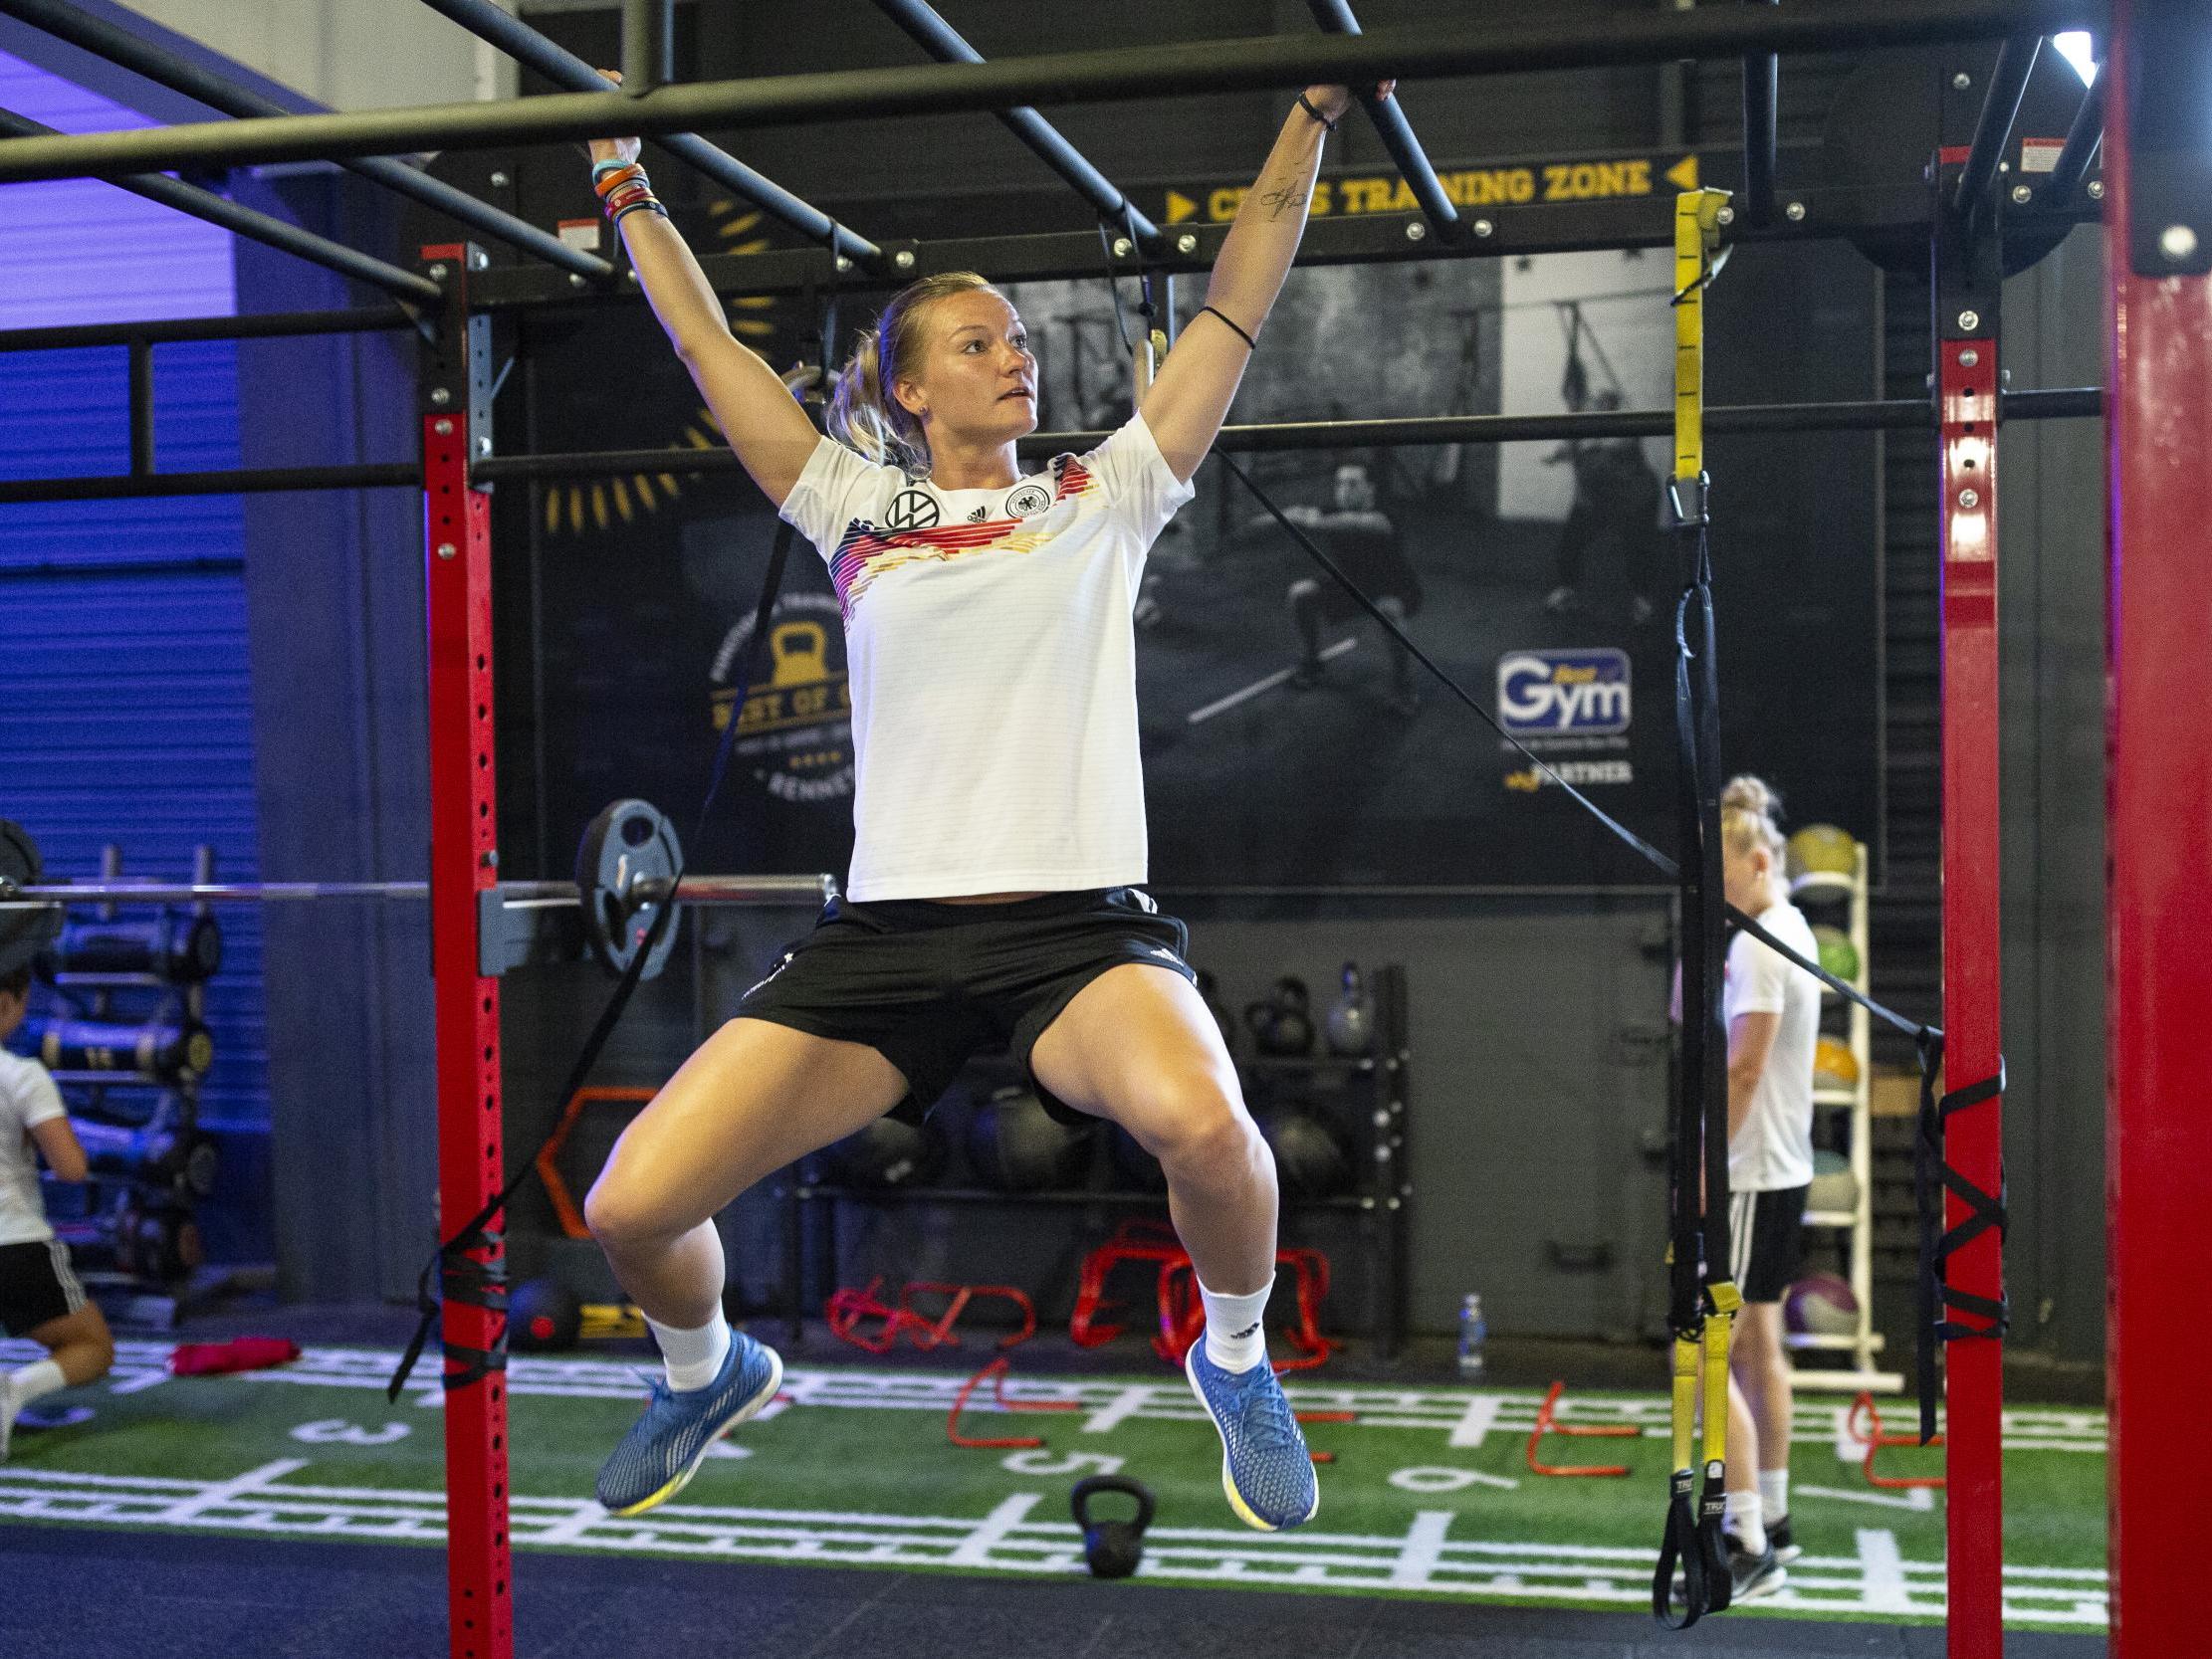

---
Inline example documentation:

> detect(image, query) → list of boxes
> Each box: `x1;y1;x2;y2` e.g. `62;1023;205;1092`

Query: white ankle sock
7;1359;65;1415
1723;1490;1766;1555
1759;1467;1790;1521
1198;1277;1271;1373
646;1311;731;1393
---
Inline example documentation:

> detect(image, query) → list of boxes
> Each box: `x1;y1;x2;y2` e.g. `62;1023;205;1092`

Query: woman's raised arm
1139;83;1389;484
589;106;823;510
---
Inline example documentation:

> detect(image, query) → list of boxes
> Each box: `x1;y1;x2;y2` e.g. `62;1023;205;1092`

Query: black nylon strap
1651;1477;1706;1627
386;515;801;1404
1913;1035;2009;1441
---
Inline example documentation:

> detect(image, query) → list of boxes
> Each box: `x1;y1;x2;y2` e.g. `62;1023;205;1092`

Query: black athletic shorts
1728;1184;1809;1305
0;1238;89;1337
736;886;1197;1125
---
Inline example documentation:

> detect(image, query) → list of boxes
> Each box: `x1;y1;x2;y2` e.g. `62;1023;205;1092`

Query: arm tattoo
1256;166;1315;221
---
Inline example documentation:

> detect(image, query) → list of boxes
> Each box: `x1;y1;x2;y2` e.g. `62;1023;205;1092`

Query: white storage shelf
1786;841;1902;1394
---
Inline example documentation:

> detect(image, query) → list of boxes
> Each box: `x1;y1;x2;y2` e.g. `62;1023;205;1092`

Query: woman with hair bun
1708;773;1823;1599
573;77;1390;1534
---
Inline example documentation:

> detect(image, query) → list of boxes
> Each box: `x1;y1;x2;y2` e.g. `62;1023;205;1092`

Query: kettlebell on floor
1071;1474;1155;1579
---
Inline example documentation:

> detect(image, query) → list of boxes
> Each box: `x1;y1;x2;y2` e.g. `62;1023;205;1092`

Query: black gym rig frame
0;2;2116;1658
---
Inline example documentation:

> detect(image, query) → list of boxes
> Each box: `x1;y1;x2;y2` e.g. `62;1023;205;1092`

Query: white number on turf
1000;1449;1125;1477
291;1419;412;1446
1389;1465;1519;1493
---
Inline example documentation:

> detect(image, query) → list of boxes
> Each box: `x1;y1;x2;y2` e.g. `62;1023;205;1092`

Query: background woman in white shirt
1715;774;1822;1596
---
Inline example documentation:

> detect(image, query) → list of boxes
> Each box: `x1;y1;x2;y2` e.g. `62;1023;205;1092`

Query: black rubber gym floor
0;1523;2103;1659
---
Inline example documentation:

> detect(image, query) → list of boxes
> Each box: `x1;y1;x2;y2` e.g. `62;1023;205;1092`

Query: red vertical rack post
419;241;513;1659
2104;2;2212;1652
1931;113;2005;1657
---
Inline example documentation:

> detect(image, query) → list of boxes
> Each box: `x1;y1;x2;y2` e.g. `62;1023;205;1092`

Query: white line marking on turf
1855;1529;1917;1614
1446;1394;1503;1448
1391;1511;1454;1588
1799;1482;1936;1512
946;1493;1042;1567
147;1458;310;1526
0;1461;2105;1625
1080;1384;1157;1435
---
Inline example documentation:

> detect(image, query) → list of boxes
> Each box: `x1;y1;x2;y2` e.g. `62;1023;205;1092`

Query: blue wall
0;46;269;1255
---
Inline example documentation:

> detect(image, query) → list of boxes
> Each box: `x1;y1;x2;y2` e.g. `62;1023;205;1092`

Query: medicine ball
1784;1270;1860;1339
821;1115;948;1191
1787;823;1859;882
1813;1036;1860;1092
510;1277;583;1351
1813;925;1861;985
1808;1149;1857;1216
1257;1105;1353;1200
966;1086;1087;1192
1110;1125;1168;1193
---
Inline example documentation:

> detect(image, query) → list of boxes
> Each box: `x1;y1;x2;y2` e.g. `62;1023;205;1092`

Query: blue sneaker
1185;1344;1318;1531
595;1331;782;1517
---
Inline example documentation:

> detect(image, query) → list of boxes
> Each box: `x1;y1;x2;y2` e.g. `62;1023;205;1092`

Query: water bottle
1456;1293;1487;1380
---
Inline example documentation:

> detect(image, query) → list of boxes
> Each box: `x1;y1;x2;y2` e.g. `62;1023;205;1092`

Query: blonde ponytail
1720;773;1787;864
824;270;999;479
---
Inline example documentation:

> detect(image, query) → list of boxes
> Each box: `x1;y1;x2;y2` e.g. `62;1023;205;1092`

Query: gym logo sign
710;591;855;806
1496;649;1632;736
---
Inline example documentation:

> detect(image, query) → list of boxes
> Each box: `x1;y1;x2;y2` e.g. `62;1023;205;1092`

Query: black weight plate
0;819;62;979
573;798;682;980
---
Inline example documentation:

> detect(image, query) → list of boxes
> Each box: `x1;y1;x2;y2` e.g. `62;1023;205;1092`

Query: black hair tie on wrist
1200;306;1257;352
1296;92;1337;133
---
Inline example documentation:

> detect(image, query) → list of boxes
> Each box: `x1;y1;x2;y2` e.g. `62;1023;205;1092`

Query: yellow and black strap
1652;186;1743;1631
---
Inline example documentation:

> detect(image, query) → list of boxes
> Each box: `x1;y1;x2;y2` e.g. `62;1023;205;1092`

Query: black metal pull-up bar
0;107;439;305
1740;0;1781;229
0;387;2107;506
414;0;883;272
0;0;612;281
1304;0;1461;245
1954;34;2044;223
0;0;2099;185
872;0;1162;250
2043;59;2105;205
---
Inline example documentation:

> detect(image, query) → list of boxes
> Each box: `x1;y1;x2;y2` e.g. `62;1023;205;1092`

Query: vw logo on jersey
884;489;941;530
1004;483;1053;518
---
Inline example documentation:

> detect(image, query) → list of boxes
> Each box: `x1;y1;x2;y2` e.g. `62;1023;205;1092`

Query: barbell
0;799;834;981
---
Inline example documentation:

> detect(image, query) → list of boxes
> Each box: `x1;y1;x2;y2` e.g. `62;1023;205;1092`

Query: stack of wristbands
593;158;666;227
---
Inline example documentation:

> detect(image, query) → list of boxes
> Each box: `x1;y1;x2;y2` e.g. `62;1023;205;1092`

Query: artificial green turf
0;1338;2105;1627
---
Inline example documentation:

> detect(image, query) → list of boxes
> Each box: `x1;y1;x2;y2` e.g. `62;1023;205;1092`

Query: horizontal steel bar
0;106;440;303
0;463;421;505
872;0;1160;246
0;0;611;279
0;874;832;907
471;388;2106;481
415;0;880;268
0;308;413;354
0;0;2099;182
0;389;2105;506
465;187;2103;310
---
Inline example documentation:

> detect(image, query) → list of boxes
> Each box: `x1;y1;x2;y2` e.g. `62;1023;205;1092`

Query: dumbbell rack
1789;842;1901;1393
33;844;220;1324
776;964;1414;1356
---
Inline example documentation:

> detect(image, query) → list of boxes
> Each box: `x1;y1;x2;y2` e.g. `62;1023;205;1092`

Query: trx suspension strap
1651;185;1738;1629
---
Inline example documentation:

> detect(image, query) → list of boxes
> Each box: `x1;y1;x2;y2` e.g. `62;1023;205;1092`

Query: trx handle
1652;1335;1706;1625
